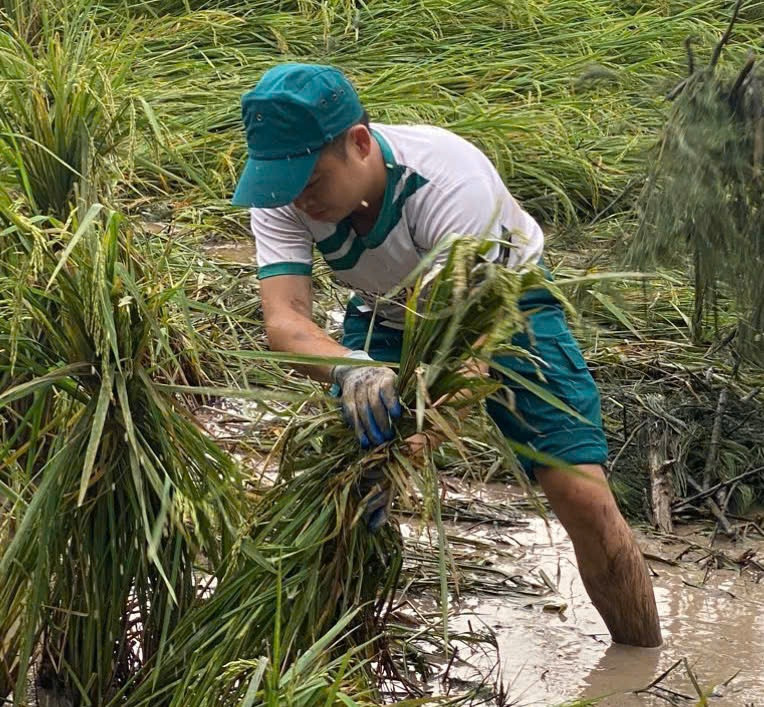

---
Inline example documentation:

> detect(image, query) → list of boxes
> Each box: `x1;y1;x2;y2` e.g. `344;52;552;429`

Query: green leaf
46;203;105;292
78;364;113;506
0;363;90;408
589;289;643;340
280;610;361;685
241;657;269;707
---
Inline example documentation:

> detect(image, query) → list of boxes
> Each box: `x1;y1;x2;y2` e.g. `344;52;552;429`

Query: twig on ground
646;403;674;533
729;52;756;102
673;466;764;510
609;420;646;474
702;387;729;491
740;386;760;403
683;657;709;705
686;476;737;539
685;36;696;75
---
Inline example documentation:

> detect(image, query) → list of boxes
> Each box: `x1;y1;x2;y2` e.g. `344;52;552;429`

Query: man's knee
536;463;625;539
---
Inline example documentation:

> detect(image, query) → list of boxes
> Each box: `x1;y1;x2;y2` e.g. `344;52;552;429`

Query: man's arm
262;273;399;448
260;273;351;383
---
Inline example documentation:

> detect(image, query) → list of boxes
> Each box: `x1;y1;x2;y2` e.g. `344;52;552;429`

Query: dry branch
702;387;729;491
647;426;673;533
709;0;745;69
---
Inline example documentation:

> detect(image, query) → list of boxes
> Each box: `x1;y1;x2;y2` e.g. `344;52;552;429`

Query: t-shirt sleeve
250;207;313;280
414;177;542;268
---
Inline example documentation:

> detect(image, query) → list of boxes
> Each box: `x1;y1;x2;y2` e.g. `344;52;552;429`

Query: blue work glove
353;465;390;532
333;351;400;532
331;350;401;449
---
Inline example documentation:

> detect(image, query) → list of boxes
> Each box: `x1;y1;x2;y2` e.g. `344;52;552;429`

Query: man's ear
348;124;372;159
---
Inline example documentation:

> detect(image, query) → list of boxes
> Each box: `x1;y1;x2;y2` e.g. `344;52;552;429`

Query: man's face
293;127;376;223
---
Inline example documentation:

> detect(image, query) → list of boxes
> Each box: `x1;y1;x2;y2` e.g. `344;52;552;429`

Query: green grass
102;0;762;224
1;0;763;703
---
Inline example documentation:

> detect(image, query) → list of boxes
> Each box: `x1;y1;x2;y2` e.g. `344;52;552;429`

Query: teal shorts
341;285;608;477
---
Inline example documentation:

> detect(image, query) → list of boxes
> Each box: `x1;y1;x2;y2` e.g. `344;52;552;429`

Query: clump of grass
628;0;763;361
0;198;246;703
0;8;252;698
0;6;137;221
0;0;43;41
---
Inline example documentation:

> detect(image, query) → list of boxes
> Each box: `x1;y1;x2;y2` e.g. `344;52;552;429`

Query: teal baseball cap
231;63;364;208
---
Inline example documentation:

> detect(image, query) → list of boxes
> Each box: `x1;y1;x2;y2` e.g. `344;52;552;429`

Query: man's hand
402;356;491;460
356;466;391;532
332;351;401;448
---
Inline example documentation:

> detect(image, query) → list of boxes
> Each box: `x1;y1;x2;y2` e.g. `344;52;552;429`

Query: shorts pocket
556;338;589;372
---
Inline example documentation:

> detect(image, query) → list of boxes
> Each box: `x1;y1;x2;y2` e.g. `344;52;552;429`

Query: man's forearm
266;310;351;383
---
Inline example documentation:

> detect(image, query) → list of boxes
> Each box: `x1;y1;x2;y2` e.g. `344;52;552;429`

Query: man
232;63;662;648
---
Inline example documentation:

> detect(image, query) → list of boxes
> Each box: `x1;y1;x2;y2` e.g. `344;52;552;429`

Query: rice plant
2;0;762;702
111;238;560;706
87;0;764;222
0;0;42;41
0;5;137;221
0;4;247;701
0;192;248;702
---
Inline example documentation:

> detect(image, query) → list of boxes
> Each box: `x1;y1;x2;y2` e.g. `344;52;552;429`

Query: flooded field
404;481;764;706
195;243;764;704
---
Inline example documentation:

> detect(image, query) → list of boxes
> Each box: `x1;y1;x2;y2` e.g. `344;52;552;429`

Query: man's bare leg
535;463;662;647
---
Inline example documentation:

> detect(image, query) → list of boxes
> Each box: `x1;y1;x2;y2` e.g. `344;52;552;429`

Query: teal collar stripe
365;170;428;248
316;220;350;255
359;130;405;249
321;130;429;271
317;130;401;259
327;236;366;272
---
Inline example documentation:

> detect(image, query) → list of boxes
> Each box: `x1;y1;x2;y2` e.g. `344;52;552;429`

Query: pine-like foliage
629;1;763;361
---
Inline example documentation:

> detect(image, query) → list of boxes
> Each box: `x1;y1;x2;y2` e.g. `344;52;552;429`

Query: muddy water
203;241;257;263
419;483;764;706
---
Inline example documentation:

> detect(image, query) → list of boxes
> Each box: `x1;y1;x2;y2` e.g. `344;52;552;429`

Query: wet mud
414;481;764;706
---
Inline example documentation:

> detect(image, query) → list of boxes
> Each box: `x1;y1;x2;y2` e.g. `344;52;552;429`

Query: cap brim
231;150;319;208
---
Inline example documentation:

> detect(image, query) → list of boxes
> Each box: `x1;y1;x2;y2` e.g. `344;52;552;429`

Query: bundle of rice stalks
114;238;558;706
628;0;763;362
0;195;246;703
0;8;293;698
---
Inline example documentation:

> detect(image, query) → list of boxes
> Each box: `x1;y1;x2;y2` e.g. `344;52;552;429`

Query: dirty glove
357;466;391;533
332;350;401;449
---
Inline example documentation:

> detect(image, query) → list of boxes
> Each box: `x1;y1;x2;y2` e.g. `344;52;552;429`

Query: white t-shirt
250;123;544;324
